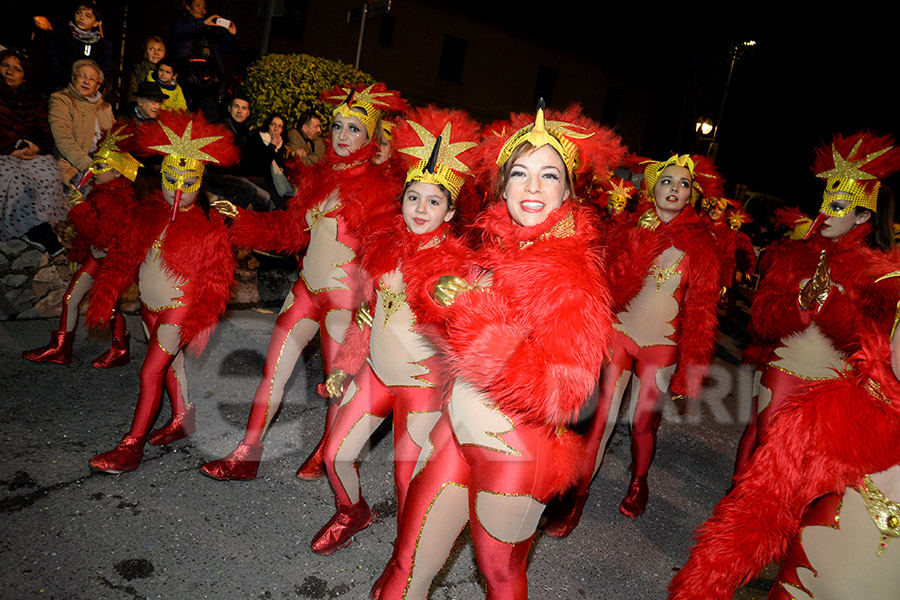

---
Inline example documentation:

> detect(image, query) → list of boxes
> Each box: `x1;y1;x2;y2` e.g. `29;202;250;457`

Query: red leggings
380;383;567;600
241;277;357;446
323;359;442;515
60;253;126;337
127;305;189;438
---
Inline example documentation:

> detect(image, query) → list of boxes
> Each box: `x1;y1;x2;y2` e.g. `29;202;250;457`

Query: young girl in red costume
87;110;239;473
545;154;723;535
308;107;481;555
669;146;900;597
732;132;900;476
373;104;624;600
201;83;407;481
23;122;140;368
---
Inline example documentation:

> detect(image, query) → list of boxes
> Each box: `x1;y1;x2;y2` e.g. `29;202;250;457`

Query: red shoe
619;474;649;520
369;558;395;600
91;332;131;369
23;330;74;364
148;403;196;446
295;442;325;481
542;488;589;539
89;435;145;473
200;442;263;480
311;499;374;555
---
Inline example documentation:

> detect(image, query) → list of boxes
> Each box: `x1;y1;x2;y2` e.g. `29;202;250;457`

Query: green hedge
243;53;375;131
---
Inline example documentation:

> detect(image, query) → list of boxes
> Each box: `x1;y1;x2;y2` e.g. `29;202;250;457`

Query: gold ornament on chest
856;474;900;556
379;279;407;328
648;253;684;293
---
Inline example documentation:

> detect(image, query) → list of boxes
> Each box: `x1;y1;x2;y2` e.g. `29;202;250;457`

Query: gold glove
324;369;349;399
210;198;238;219
431;275;472;307
69;188;85;206
355;304;373;330
68;261;80;274
798;250;830;310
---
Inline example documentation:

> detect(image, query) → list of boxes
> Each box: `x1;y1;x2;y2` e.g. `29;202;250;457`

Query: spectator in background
171;0;237;121
149;57;187;111
48;58;114;185
126;81;165;122
241;112;294;209
126;35;165;104
0;49;66;255
207;95;267;210
286;112;325;166
47;1;112;92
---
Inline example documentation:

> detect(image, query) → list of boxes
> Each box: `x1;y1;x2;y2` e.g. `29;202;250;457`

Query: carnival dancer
669;267;900;599
200;83;407;481
732;132;900;476
372;104;624;600
309;107;480;555
23;122;140;368
544;154;722;535
86;110;238;473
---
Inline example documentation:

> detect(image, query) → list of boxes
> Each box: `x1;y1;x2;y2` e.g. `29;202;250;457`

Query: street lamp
709;40;756;161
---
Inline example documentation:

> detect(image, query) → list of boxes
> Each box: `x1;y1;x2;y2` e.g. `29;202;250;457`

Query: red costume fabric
201;145;401;478
734;225;897;474
669;329;900;600
377;202;614;599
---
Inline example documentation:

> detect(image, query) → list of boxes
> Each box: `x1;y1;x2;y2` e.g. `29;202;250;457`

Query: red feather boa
67;177;137;263
85;191;235;354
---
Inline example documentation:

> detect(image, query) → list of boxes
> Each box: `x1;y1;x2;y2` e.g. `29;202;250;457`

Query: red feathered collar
361;214;454;283
478;200;579;248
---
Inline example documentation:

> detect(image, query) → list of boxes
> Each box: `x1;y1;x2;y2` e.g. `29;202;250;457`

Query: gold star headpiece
496;101;594;176
89;123;142;182
399;121;477;202
323;83;402;140
149;120;224;193
816;137;892;217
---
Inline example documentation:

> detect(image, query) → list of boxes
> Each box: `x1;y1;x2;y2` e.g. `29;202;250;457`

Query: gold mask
816;138;891;217
161;155;205;193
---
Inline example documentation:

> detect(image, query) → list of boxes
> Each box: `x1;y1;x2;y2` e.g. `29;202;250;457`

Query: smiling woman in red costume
732;132;900;476
200;83;407;481
669;134;900;600
308;107;480;556
545;154;722;535
23;122;141;368
86;110;238;473
372;103;623;600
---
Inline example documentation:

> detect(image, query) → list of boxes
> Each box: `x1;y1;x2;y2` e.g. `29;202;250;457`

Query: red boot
200;442;263;480
89;435;146;473
542;488;589;539
311;498;374;555
295;441;325;481
91;332;131;369
619;474;649;519
23;330;74;364
148;403;195;446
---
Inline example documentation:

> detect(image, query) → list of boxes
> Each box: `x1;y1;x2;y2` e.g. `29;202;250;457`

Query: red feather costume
23;123;141;368
546;156;722;536
200;83;408;481
376;105;623;600
86;111;238;473
308;107;481;556
669;327;900;599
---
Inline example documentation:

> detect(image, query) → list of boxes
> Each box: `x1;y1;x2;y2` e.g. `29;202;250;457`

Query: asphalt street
1;310;771;599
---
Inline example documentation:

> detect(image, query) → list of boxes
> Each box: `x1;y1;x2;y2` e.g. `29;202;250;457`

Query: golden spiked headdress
643;154;724;205
321;82;408;141
726;206;752;231
77;121;142;189
814;132;900;218
398;117;478;202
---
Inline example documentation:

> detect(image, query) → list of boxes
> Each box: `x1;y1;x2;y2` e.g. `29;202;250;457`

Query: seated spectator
286;111;325;166
47;1;112;92
149;57;187;111
126;35;165;104
207;95;268;210
0;49;66;255
240;113;294;209
48;58;114;185
123;81;166;123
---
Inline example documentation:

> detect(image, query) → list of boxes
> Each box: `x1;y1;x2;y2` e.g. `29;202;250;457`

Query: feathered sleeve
604;219;669;313
734;232;756;276
748;242;814;346
85;207;145;328
178;211;236;354
670;226;722;397
441;214;613;427
668;339;900;599
228;197;311;254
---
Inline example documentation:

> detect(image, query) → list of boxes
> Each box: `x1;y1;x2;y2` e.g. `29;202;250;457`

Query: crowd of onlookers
1;0;327;259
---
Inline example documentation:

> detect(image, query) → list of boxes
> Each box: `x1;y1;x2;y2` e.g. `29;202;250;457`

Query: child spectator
126;36;165;104
149;57;187;111
47;1;112;92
